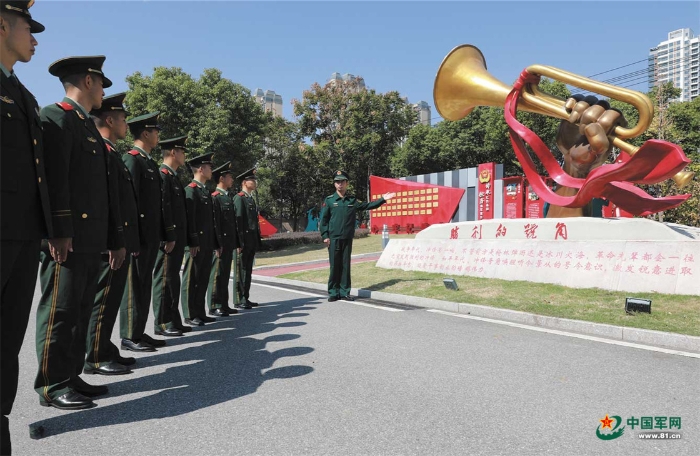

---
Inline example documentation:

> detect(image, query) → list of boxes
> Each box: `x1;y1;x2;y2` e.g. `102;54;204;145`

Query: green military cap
212;161;233;182
187;152;214;168
236;167;257;181
48;55;113;88
333;170;349;181
1;1;44;33
159;135;188;150
90;92;127;116
127;111;161;136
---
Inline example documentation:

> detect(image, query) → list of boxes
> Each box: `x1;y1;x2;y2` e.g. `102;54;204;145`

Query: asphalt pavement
8;278;700;455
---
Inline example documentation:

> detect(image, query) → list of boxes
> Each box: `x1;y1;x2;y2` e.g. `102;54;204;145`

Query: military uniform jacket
1;71;52;240
185;181;221;251
160;165;198;248
105;140;140;254
122;147;176;245
233;191;261;251
212;189;239;251
40;98;124;253
320;193;385;240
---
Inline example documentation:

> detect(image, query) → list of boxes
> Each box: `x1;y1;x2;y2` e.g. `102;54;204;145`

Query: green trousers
327;238;353;298
85;255;129;368
239;247;256;303
120;241;158;341
181;247;213;320
2;240;41;455
208;247;236;310
35;251;101;401
152;243;185;330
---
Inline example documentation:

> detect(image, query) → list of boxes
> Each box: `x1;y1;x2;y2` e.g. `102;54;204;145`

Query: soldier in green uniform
121;112;175;352
208;161;239;316
232;168;261;309
320;170;394;301
83;92;138;376
152;135;198;335
181;153;222;326
35;55;126;410
0;2;50;451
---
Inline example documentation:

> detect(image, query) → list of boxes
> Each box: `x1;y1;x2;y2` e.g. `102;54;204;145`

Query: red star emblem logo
600;414;614;430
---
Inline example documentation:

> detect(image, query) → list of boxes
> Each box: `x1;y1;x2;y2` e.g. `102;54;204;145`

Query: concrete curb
253;252;381;271
252;274;700;354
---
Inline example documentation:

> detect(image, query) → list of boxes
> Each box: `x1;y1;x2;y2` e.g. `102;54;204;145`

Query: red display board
477;163;495;220
258;214;277;237
502;176;524;219
368;176;465;233
525;177;554;218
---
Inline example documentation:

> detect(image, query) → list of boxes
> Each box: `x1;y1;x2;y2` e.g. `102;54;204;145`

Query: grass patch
280;261;700;337
255;234;416;267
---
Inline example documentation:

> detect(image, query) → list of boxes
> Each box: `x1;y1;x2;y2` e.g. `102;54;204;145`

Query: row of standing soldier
0;3;262;453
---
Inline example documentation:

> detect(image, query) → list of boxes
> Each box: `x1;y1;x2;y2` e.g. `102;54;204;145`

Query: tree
122;67;269;180
293;78;417;201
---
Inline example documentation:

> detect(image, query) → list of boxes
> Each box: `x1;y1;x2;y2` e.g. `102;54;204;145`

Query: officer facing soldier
320;170;395;301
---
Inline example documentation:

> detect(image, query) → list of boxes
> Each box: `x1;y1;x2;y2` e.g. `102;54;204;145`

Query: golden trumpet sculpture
433;44;694;188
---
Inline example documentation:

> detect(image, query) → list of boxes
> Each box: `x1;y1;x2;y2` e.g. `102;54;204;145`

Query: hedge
261;229;370;250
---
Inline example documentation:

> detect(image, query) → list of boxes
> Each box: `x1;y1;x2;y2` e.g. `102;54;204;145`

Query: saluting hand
48;237;72;264
109;247;126;270
382;192;397;201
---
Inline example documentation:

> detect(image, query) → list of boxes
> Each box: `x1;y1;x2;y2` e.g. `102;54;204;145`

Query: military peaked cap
1;1;44;33
127;112;161;136
212;161;233;182
90;92;127;116
333;170;349;181
48;55;113;88
159;135;188;150
236;167;257;181
187;153;214;168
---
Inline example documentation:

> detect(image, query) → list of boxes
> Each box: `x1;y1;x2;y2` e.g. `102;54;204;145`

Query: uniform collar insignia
87;136;97;143
0;95;14;104
75;110;85;120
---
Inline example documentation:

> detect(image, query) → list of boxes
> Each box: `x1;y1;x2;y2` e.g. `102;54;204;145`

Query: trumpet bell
673;170;695;188
433;44;550;121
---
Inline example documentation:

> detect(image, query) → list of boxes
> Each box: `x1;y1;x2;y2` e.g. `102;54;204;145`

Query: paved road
9;279;699;455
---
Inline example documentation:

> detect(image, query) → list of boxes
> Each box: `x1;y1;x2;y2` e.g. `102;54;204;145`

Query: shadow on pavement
29;296;320;438
364;278;430;292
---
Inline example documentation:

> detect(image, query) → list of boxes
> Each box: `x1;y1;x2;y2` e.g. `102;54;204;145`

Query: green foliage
122;67;268;177
261;228;369;250
293;78;417;201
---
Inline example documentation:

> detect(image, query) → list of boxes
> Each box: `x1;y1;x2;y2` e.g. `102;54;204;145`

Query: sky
13;1;700;125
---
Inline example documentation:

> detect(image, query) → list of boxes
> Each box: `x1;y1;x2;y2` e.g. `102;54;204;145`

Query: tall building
254;88;283;117
648;28;700;102
411;101;432;126
327;72;366;91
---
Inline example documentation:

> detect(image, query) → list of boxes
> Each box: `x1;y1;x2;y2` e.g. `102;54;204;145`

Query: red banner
368;176;465;233
477;163;495;220
502;176;524;219
258;214;277;237
602;152;634;218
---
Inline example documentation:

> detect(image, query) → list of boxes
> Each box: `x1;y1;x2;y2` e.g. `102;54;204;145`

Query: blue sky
16;1;700;124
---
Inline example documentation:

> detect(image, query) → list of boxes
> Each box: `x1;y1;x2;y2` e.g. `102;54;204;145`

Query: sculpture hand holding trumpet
433;44;693;217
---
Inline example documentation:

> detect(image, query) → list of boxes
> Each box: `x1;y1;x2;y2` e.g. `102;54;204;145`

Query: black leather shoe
209;308;229;317
84;362;132;376
175;325;193;333
200;315;217;323
224;306;238;314
121;338;156;352
184;318;204;326
141;334;166;347
154;327;183;337
340;296;355;301
40;391;95;410
72;377;108;398
247;301;259;307
328;296;339;302
234;303;253;309
116;355;136;366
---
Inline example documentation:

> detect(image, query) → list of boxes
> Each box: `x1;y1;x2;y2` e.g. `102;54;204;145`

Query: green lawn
280;261;700;336
255;234;416;267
